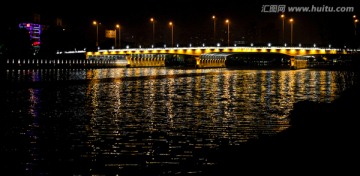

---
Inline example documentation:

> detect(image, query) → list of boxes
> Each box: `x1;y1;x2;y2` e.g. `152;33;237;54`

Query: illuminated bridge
84;46;353;69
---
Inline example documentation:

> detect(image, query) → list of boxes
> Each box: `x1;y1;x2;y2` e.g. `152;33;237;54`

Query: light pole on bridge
281;14;285;44
116;24;121;48
93;21;100;48
212;15;216;46
225;19;230;47
289;18;294;47
150;18;155;46
169;21;174;47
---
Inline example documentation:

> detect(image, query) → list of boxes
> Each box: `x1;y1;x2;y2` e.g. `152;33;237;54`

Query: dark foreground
205;73;360;175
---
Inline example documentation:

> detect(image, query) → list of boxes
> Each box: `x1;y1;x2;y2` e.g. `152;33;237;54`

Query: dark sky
1;0;359;47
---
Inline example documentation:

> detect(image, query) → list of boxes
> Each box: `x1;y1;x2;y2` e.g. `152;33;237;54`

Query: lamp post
355;19;358;36
93;21;100;47
212;15;216;45
116;24;120;48
289;18;294;47
169;21;174;47
225;19;230;46
150;18;155;46
281;14;285;44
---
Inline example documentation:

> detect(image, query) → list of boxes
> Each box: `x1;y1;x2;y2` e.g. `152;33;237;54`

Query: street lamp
289;18;294;47
355;19;359;36
281;14;285;44
116;24;121;48
212;15;216;45
225;19;230;46
150;18;155;46
93;21;100;47
169;21;174;47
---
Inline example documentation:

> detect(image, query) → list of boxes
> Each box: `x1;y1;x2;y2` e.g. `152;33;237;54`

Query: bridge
86;46;345;57
85;46;352;69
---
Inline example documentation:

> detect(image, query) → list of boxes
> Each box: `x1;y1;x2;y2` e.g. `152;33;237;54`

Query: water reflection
1;68;357;175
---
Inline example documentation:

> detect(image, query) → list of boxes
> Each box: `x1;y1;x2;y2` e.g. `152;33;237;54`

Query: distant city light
217;43;220;47
268;43;271;47
18;22;42;50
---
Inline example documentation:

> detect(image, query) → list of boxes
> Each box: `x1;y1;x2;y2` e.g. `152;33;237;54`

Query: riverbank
205;71;360;175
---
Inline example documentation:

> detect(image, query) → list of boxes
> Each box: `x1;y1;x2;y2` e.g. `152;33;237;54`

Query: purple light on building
19;23;42;47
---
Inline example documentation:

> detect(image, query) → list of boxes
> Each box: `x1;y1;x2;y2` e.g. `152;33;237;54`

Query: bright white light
189;43;192;47
217;43;220;47
329;44;331;48
268;43;271;47
151;45;154;48
164;44;166;48
234;44;237;46
299;43;302;47
176;44;179;47
202;43;205;47
112;46;114;49
139;45;141;48
313;43;316;47
126;45;129;49
250;43;254;46
284;43;287;47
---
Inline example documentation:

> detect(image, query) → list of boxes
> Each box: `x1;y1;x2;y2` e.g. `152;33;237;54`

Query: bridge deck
85;46;349;58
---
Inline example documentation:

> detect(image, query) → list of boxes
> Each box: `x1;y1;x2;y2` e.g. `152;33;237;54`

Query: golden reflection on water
7;67;355;175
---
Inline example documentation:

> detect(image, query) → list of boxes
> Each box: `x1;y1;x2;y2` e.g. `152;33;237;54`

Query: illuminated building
18;23;42;52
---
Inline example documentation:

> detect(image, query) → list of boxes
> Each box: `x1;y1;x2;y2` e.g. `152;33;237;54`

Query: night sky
1;0;359;48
